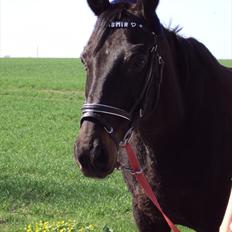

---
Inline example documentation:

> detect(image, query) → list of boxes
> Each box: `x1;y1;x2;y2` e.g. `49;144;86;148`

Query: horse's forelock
91;8;127;54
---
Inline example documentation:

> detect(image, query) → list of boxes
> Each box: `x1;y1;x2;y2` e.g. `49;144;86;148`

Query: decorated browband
109;21;143;29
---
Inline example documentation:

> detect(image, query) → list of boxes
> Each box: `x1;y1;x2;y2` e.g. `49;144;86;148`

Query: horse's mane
178;29;228;70
164;28;228;88
93;10;120;54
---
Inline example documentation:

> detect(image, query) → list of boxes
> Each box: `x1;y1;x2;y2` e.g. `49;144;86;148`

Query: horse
74;0;232;231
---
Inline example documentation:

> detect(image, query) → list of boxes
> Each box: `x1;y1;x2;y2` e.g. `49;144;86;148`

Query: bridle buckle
120;127;134;147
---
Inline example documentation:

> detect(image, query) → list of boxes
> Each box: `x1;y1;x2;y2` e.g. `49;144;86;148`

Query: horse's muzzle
74;122;118;178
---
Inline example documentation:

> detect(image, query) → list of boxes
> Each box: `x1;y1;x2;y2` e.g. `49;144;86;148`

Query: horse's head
74;0;162;178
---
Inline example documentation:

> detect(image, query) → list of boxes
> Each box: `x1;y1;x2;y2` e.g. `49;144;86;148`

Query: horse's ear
135;0;159;20
87;0;111;16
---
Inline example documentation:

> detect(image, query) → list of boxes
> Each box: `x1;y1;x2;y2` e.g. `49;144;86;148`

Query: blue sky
0;0;231;58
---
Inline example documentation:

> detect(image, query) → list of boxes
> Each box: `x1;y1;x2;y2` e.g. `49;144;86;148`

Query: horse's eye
129;55;146;72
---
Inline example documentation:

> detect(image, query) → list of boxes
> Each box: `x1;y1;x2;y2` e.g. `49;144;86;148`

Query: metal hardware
120;166;144;175
158;55;164;64
150;44;158;53
139;109;144;118
120;127;134;147
104;126;114;134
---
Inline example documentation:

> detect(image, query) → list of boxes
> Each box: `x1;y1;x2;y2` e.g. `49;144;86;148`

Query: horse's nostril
78;152;90;170
77;142;108;172
91;144;108;171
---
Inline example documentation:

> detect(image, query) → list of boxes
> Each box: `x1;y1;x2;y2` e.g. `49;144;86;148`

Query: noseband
81;16;164;144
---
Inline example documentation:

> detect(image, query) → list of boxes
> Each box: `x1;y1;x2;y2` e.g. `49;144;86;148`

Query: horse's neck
139;32;232;154
138;34;185;148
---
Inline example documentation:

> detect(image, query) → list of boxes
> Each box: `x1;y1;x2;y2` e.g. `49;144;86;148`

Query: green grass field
220;59;232;67
0;58;231;232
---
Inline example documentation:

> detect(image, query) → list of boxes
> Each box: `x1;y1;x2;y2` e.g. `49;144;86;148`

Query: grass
219;59;232;67
0;58;231;232
0;58;135;232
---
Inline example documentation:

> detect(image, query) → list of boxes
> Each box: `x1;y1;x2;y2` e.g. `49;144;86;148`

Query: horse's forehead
84;10;150;58
87;29;129;55
106;30;128;46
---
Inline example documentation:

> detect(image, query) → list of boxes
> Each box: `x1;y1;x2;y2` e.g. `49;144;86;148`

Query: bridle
79;11;181;232
81;22;165;145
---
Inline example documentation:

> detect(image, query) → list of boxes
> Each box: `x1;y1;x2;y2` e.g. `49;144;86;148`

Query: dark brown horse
74;0;232;231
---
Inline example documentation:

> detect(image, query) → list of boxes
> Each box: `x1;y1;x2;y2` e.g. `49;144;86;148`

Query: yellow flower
61;220;65;224
79;227;84;232
26;225;32;232
88;224;94;231
43;221;48;229
35;223;39;232
67;226;73;232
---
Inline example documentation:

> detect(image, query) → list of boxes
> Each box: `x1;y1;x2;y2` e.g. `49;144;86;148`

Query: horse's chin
79;163;115;179
76;151;119;179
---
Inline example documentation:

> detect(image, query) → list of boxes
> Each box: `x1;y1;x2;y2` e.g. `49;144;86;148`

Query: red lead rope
124;143;180;232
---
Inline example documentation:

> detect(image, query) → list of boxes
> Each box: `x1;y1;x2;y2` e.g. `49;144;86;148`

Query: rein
124;143;180;232
80;13;180;232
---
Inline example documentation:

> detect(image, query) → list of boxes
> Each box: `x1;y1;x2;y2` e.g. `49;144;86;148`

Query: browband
110;0;163;34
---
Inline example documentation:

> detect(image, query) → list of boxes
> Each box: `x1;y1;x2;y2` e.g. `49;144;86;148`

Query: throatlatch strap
124;144;180;232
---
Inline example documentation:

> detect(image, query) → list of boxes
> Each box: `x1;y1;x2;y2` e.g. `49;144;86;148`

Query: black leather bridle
81;23;164;145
